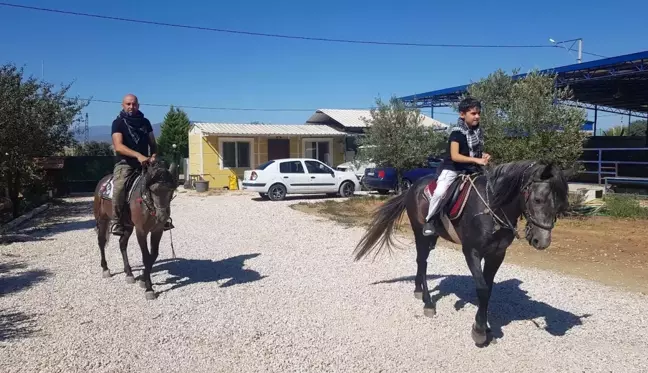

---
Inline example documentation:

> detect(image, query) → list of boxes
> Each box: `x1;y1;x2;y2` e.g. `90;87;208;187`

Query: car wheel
400;179;412;192
339;181;355;198
267;184;286;201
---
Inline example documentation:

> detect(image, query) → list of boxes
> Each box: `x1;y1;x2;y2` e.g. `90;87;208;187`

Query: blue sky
1;0;647;131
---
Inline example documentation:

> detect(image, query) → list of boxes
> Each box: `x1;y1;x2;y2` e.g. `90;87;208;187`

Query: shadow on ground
0;308;41;342
1;199;95;244
372;274;592;340
152;253;267;294
0;261;53;297
0;260;51;341
251;195;345;202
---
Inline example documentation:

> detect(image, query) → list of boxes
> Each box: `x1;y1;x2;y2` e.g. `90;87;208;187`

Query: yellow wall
188;134;346;189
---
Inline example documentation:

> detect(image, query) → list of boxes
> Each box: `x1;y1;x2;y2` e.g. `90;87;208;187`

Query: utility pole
577;38;583;64
549;37;583;63
84;113;89;145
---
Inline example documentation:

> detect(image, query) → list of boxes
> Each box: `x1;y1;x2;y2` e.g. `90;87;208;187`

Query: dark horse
93;159;178;300
353;160;573;346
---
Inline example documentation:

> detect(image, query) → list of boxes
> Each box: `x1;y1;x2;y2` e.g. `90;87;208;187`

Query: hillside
75;122;163;142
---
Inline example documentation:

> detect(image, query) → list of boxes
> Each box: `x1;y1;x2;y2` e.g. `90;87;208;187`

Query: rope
465;173;521;239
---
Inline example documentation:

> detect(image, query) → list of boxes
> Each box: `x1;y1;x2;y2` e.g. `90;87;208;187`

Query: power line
0;2;564;50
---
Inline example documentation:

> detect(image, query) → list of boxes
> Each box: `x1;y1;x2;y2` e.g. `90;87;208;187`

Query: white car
242;158;361;201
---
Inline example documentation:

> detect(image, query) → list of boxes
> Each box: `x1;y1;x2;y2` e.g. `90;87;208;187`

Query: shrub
602;195;648;219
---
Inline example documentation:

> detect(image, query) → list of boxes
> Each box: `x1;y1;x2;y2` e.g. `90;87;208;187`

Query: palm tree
602;125;627;136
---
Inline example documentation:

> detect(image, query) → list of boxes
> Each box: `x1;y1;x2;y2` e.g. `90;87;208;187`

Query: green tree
0;63;87;217
356;96;447;183
459;69;587;170
627;120;647;137
158;105;190;165
76;141;115;156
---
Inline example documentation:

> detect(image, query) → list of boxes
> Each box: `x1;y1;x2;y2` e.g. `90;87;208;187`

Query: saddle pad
99;174;142;202
423;176;472;220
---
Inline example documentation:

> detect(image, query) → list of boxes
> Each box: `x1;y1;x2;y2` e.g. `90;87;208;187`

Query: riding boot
422;220;436;236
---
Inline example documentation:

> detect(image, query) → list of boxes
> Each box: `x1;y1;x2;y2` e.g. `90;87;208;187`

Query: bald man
110;94;157;236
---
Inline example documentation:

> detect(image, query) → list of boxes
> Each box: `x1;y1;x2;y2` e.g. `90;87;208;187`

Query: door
268;139;290;161
304;160;338;193
278;160;310;193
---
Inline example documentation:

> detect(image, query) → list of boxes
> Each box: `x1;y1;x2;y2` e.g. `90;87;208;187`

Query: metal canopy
399;50;648;117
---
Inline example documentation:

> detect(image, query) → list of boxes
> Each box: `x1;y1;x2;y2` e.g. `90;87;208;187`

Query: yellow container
228;175;238;190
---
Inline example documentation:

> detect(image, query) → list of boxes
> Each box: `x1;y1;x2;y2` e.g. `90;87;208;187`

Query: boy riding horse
422;97;491;236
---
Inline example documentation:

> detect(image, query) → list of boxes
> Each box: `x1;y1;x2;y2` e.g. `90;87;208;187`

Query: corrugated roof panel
309;109;448;129
193;123;346;136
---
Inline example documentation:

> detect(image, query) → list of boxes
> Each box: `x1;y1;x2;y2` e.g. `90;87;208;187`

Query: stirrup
163;219;175;231
110;222;125;236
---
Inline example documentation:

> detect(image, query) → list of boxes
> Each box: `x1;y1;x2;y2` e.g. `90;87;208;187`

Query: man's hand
137;154;150;165
150;153;157;163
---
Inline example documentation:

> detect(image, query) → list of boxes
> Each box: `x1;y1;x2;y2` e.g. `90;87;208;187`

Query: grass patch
602;195;648;219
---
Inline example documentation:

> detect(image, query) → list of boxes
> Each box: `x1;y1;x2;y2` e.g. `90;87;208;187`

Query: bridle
519;164;559;233
137;165;177;217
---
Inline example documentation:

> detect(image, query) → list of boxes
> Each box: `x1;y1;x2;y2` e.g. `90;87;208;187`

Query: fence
576;147;648;184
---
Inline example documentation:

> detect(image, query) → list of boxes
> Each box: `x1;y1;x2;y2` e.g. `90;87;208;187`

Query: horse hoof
139;280;147;289
414;290;423;300
423;305;436;318
471;324;488;346
144;291;157;300
102;270;111;278
125;276;135;284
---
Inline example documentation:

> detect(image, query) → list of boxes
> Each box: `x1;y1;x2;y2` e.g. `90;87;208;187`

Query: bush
561;191;598;218
602;195;648;219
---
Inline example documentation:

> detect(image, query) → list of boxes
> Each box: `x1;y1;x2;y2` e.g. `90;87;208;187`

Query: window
222;141;250;168
305;160;333;174
257;160;275;170
303;139;331;165
279;161;305;174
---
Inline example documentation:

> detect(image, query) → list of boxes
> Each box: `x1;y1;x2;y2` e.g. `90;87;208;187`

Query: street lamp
549;38;583;63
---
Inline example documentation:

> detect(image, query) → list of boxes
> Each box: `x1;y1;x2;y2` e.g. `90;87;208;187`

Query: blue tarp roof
400;50;648;115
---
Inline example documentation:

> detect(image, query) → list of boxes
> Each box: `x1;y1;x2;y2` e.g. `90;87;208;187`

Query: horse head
520;161;571;250
142;159;178;225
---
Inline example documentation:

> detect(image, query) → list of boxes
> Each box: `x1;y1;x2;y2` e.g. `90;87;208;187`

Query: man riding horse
422;97;491;236
110;93;173;235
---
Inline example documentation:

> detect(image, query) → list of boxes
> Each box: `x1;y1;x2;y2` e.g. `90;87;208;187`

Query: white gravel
1;191;647;372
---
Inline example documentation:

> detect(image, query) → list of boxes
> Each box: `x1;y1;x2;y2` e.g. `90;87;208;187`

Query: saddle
423;173;479;244
99;171;143;203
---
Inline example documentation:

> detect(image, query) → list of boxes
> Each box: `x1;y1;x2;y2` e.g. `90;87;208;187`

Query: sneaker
111;221;125;236
422;221;435;236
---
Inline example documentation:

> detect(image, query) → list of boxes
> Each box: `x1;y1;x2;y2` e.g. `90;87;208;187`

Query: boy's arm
450;141;487;165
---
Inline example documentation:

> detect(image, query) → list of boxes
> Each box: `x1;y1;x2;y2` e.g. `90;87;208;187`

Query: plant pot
194;180;209;193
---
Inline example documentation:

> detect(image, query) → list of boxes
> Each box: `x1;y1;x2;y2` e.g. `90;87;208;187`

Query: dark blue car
362;157;442;194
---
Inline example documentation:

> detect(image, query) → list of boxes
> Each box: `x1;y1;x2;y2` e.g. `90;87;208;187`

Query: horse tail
353;190;409;261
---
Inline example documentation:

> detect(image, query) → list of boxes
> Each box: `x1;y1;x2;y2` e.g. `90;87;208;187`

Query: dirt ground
292;197;648;294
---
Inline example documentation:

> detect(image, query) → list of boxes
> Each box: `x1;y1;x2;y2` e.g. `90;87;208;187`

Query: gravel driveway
1;191;647;372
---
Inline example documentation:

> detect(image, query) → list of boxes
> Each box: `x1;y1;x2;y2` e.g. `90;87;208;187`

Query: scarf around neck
451;118;483;158
118;110;149;144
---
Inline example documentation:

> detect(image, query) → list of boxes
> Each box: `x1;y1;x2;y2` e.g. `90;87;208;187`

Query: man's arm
146;119;157;158
112;132;146;159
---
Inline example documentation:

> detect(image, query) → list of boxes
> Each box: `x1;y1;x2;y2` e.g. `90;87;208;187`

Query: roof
306;108;448;129
191;122;346;136
400;50;648;116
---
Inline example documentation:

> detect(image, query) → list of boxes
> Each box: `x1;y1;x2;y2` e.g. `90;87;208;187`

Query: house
188;122;348;188
305;109;448;161
187;109;448;189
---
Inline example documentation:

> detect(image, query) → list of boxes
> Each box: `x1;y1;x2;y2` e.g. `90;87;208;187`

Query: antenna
84;113;89;144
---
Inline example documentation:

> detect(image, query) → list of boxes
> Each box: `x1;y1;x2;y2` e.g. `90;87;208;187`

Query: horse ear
539;162;555;180
561;165;578;180
169;162;177;173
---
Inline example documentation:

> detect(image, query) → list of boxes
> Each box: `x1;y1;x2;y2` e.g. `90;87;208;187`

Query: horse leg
120;227;135;284
135;229;156;300
97;219;111;278
481;251;506;332
414;232;438;317
464;247;499;347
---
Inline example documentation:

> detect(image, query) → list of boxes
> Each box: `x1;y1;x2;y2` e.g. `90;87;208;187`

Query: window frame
218;137;254;169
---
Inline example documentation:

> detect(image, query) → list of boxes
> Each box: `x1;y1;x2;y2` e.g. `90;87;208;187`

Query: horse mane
144;159;177;188
487;160;570;212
